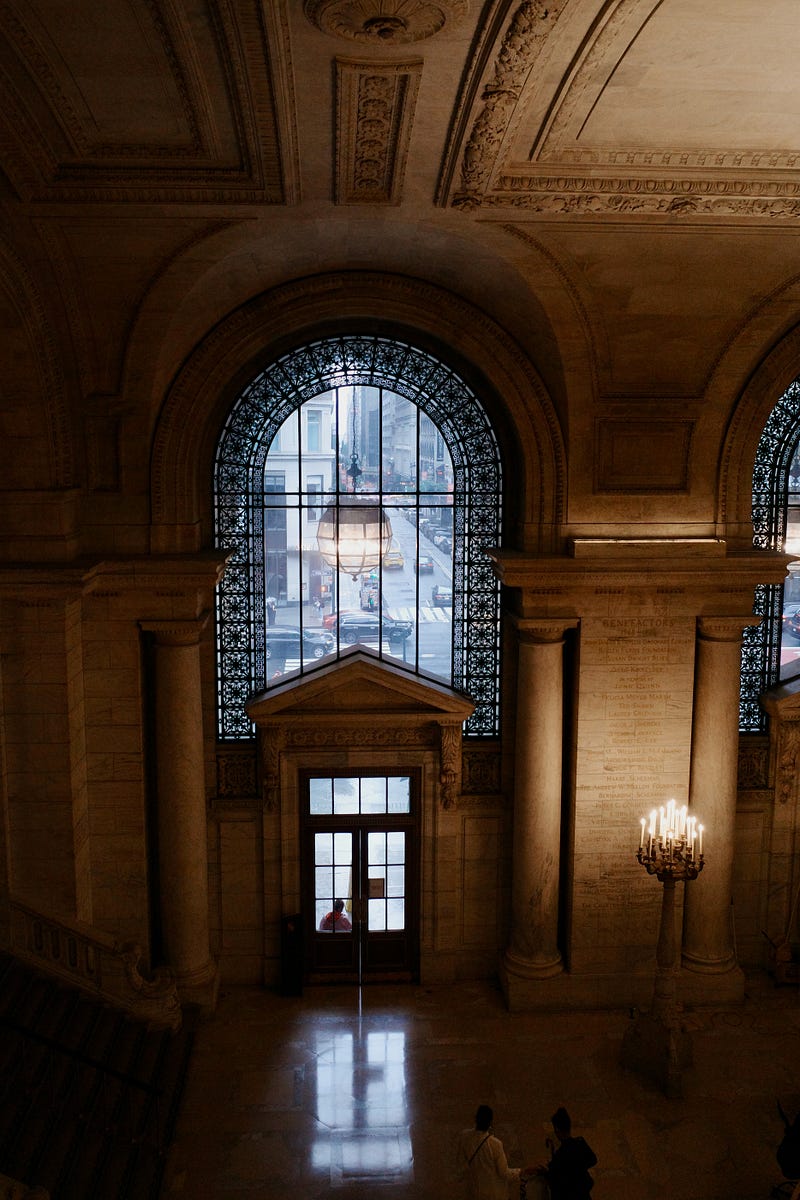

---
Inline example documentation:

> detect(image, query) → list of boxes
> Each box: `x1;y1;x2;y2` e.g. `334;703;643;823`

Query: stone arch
718;318;800;548
149;272;565;555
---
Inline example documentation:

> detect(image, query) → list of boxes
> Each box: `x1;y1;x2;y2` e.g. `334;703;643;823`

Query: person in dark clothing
533;1106;597;1200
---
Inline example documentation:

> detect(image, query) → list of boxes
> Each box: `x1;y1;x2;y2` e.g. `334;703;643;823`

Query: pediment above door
247;650;475;809
247;650;474;724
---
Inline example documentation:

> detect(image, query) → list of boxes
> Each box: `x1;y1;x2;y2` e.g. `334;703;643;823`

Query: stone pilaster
141;616;218;1010
681;616;753;1004
501;618;576;1009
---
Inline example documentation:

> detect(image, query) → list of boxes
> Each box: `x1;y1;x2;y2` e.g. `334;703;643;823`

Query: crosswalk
392;604;451;623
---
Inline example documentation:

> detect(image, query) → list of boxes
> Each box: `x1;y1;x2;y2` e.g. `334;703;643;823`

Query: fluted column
682;616;752;996
141;616;218;1007
503;619;575;990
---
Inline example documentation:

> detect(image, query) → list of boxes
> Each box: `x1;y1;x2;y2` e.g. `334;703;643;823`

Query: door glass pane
368;831;386;865
309;777;332;815
386;864;404;897
368;897;386;931
333;777;359;814
309;774;411;816
387;831;405;864
387;898;405;930
366;831;406;932
360;777;386;813
316;831;353;932
387;776;410;813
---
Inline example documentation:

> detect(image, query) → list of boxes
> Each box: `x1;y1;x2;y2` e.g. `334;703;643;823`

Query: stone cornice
490;543;792;596
474;175;800;221
0;552;229;598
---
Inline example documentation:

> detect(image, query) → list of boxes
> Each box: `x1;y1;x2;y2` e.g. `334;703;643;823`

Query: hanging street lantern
316;495;393;580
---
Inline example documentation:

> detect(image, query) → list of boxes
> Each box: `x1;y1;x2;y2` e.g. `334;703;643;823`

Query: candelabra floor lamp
620;803;704;1099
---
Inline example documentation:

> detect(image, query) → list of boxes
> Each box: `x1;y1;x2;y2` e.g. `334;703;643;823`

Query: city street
272;507;453;683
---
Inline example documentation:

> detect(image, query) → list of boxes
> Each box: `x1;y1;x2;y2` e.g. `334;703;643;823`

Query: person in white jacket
458;1104;522;1199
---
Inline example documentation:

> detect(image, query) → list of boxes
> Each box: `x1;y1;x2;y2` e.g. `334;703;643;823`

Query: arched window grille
741;376;800;731
214;335;503;740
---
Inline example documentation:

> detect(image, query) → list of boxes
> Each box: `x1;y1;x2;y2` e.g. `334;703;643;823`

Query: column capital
140;613;210;646
512;616;578;644
697;615;759;642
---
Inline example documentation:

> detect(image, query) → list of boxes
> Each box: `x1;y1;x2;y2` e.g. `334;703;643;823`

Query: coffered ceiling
3;0;800;418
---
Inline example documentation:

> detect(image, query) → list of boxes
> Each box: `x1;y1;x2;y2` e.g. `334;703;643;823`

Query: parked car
431;585;452;607
331;611;414;644
265;625;335;660
414;554;435;574
784;605;800;641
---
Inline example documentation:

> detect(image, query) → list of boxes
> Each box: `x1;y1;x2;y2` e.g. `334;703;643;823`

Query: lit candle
698;824;704;856
640;817;646;847
659;806;665;836
679;805;687;836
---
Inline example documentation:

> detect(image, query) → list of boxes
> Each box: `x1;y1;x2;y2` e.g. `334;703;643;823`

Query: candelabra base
620;1010;693;1099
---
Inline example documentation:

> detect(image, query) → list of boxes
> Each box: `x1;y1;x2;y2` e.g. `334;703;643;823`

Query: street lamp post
621;801;705;1098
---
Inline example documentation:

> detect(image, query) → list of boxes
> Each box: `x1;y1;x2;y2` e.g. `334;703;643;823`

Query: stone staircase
0;952;195;1199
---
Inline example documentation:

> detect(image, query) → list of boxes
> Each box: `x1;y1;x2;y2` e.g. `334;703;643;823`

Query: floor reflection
164;976;800;1199
312;1024;413;1185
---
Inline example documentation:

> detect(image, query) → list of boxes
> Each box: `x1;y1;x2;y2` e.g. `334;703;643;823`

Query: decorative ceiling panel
440;0;800;221
0;0;297;203
305;0;469;43
335;57;422;204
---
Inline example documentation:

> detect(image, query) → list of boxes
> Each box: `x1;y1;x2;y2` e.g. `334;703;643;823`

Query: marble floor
162;972;800;1200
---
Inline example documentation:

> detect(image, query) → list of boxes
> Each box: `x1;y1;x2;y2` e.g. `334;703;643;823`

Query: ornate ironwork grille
214;336;503;740
740;377;800;731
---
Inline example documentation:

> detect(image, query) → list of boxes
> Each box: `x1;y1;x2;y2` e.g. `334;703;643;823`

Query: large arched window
740;376;800;731
214;335;503;740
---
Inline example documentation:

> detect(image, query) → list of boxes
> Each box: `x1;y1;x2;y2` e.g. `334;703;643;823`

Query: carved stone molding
439;722;461;809
480;178;800;220
462;747;501;795
697;616;758;644
444;0;800;221
306;0;468;43
216;745;258;801
260;728;285;812
738;736;770;791
452;0;567;208
335;59;422;204
777;724;800;806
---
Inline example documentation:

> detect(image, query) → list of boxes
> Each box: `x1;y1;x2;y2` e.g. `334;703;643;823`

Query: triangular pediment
246;650;474;723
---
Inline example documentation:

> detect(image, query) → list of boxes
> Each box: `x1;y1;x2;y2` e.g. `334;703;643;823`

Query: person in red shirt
319;898;352;931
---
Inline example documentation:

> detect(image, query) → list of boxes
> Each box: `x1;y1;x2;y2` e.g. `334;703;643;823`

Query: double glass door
303;773;418;983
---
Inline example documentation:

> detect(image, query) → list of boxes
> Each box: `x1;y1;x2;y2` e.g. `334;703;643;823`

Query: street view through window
263;385;454;684
781;455;800;679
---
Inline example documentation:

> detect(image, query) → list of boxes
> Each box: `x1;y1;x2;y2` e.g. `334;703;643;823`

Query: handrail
0;1015;163;1095
2;897;182;1031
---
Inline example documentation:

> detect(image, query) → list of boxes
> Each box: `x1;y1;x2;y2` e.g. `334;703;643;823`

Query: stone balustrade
4;897;181;1031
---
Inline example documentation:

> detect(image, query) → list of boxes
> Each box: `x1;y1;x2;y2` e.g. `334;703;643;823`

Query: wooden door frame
300;769;421;984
